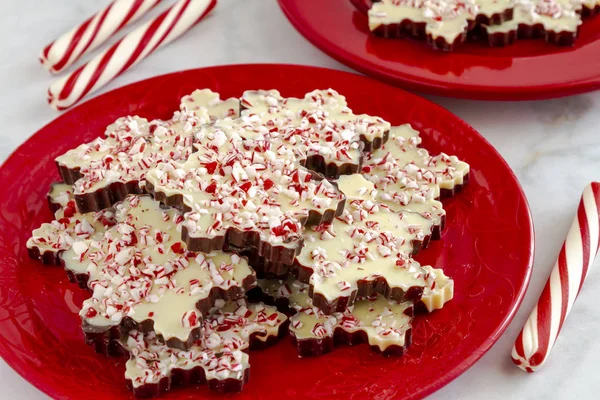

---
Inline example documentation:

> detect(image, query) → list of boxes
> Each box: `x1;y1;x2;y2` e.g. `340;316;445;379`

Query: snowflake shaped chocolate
61;195;256;349
484;0;583;46
55;90;239;213
180;88;240;120
369;0;514;50
255;266;453;356
27;182;115;265
238;89;391;178
246;190;437;313
257;278;414;356
122;301;287;396
145;120;345;264
359;124;469;235
295;197;435;313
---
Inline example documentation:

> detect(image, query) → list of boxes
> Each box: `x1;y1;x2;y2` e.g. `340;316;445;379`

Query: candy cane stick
512;182;600;372
40;0;162;74
48;0;217;111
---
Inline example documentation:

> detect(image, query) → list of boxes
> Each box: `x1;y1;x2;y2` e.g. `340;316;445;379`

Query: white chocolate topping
369;0;514;45
485;0;582;35
362;124;468;220
297;197;433;302
63;195;254;345
337;173;444;228
581;0;600;10
48;183;73;208
27;188;115;256
420;265;454;312
55;112;200;196
146;119;344;249
55;91;237;198
258;278;412;351
124;301;286;388
369;0;477;44
239;89;390;168
180;88;241;120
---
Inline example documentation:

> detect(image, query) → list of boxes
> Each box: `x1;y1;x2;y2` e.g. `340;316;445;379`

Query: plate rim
277;0;600;100
0;63;535;399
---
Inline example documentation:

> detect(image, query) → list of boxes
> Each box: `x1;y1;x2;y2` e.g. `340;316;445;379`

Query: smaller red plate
278;0;600;100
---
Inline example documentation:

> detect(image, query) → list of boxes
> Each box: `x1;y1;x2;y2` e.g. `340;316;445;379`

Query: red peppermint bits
311;323;328;338
205;182;217;194
239;182;252;193
263;178;274;190
203;161;218;175
85;308;98;318
170;242;185;254
181;310;200;328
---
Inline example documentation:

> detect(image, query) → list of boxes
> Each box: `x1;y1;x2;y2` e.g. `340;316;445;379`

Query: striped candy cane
512;182;600;372
40;0;162;74
48;0;217;111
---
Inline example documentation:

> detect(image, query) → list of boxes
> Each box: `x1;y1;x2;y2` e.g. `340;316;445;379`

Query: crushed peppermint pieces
62;195;254;346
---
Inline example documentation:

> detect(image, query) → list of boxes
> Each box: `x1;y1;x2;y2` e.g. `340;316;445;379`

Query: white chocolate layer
240;88;390;168
258;278;412;352
54;90;236;198
27;187;114;257
485;0;582;35
338;173;445;228
146;118;344;249
297;197;433;302
123;301;286;388
64;195;254;345
180;88;241;120
420;265;454;312
362;124;468;227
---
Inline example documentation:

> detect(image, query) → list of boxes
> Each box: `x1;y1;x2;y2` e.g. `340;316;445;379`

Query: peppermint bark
146;120;345;264
239;89;391;178
62;195;256;351
123;301;287;397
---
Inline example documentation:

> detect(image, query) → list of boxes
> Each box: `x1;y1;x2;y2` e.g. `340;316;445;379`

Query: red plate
278;0;600;100
0;64;533;399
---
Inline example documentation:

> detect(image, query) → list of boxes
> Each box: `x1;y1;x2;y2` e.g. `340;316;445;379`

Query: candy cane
40;0;162;74
47;0;217;111
512;182;600;372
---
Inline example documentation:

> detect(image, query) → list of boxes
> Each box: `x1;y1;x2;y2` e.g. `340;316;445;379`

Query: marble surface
1;0;600;399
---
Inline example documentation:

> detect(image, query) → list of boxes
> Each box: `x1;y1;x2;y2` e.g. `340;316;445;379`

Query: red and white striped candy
512;182;600;372
40;0;162;74
48;0;217;111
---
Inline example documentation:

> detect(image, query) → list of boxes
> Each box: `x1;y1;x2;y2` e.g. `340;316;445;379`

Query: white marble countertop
1;0;600;399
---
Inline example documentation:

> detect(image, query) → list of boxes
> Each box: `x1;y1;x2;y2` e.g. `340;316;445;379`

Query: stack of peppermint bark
27;88;469;397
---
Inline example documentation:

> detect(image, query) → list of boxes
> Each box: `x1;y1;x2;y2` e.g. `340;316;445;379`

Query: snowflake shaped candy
369;0;514;50
61;195;256;350
256;278;414;356
179;88;241;120
248;193;436;313
484;0;583;46
55;90;237;213
122;301;287;397
359;124;469;236
27;182;115;265
238;89;391;178
146;120;346;265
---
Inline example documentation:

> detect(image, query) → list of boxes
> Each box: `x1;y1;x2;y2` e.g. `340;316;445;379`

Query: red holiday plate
0;64;533;399
278;0;600;100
